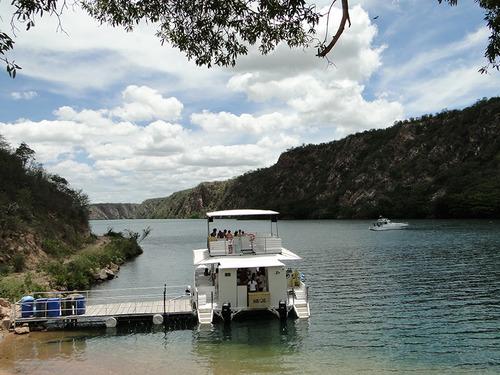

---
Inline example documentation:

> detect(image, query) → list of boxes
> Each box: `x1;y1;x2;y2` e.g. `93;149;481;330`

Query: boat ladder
293;301;310;319
196;294;213;324
292;288;310;319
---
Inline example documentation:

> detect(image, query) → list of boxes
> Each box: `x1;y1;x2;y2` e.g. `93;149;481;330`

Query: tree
1;0;499;77
0;135;10;150
15;142;36;168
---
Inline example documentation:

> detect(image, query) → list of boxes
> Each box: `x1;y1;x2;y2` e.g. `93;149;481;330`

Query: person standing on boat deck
217;230;224;239
257;270;266;292
248;274;258;293
226;230;234;254
209;228;217;241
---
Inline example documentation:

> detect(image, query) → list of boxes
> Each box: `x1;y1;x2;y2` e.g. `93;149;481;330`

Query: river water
1;219;500;374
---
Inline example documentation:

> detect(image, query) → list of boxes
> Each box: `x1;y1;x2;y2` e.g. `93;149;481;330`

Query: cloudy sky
1;0;499;203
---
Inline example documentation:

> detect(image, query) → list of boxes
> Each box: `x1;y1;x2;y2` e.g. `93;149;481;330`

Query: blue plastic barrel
20;296;35;318
35;298;48;317
74;294;86;315
61;297;74;316
46;297;61;317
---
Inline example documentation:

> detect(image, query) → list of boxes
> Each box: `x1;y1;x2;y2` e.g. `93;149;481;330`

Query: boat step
197;309;213;324
293;303;310;318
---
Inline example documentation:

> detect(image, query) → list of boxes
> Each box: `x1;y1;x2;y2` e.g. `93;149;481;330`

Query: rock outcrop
0;299;12;331
88;203;140;220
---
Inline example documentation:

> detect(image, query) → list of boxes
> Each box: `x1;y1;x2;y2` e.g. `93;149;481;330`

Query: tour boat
369;217;409;231
192;209;310;324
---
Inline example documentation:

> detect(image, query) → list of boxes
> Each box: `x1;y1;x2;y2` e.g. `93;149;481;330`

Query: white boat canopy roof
193;248;301;267
206;209;279;217
198;255;285;269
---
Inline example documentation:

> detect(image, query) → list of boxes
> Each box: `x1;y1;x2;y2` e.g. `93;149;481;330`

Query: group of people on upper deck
209;228;246;241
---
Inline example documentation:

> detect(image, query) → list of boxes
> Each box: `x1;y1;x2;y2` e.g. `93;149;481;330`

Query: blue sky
1;0;499;203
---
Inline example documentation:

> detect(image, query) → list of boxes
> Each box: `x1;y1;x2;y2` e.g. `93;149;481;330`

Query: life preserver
248;233;256;242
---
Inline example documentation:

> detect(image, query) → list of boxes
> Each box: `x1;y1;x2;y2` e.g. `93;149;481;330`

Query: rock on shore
0;298;12;332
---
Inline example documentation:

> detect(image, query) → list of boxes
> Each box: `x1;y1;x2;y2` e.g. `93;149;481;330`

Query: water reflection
192;319;306;374
0;331;94;370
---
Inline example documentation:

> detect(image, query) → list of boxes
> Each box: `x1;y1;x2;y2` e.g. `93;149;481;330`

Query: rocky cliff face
89;97;500;219
89;181;229;219
89;203;140;220
135;181;230;218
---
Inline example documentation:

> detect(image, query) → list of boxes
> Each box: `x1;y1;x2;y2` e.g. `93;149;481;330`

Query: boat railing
208;234;282;256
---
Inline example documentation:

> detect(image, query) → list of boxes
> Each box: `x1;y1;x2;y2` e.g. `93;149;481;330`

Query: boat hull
370;223;409;231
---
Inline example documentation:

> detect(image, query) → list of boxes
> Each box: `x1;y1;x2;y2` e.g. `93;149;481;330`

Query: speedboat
192;209;310;324
369;217;409;231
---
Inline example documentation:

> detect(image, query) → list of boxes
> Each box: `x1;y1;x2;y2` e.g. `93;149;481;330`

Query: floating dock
12;286;196;329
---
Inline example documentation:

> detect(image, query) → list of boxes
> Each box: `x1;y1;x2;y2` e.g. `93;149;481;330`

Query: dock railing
13;285;189;322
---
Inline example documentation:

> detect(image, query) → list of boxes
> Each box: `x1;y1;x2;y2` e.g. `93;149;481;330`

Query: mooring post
163;283;166;316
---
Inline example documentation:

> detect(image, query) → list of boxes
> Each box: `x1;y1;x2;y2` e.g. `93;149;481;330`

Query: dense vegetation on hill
90;97;500;220
222;98;500;219
0;138;90;269
0;138;145;300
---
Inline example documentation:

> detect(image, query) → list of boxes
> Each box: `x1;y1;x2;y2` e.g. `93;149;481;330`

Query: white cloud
375;25;500;115
0;85;308;202
10;91;38;100
50;159;95;182
111;86;184;122
226;74;403;138
404;65;500;113
191;110;299;136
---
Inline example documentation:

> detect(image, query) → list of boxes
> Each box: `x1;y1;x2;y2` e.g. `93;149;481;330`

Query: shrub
0;264;9;275
0;273;43;301
12;253;25;272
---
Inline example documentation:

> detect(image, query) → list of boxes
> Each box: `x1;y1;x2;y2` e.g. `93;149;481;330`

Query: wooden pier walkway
84;297;192;317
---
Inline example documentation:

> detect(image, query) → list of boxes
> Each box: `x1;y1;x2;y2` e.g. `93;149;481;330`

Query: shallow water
1;219;500;374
